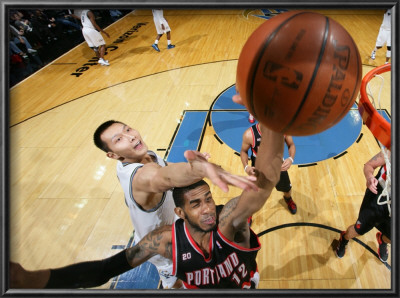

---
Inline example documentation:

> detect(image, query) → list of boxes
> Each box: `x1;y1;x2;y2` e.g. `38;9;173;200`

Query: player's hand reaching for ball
184;150;258;193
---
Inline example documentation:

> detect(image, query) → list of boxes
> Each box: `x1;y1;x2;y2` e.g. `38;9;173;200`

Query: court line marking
257;222;391;271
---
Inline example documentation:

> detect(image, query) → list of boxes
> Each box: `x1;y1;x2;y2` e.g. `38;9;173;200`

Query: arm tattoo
164;242;173;259
126;225;172;265
218;197;239;228
371;153;380;162
126;245;144;264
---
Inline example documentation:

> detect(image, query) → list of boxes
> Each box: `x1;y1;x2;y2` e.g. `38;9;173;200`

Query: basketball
236;11;362;136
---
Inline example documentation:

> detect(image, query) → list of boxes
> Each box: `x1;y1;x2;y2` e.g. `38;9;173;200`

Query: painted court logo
243;9;288;20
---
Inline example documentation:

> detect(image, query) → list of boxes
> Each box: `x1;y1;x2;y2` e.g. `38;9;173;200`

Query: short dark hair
93;120;123;152
173;180;209;208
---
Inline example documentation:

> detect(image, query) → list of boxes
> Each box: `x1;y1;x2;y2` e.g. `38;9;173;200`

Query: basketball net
358;63;391;216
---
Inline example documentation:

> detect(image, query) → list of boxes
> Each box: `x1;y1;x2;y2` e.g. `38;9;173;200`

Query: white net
377;147;391;217
366;73;385;110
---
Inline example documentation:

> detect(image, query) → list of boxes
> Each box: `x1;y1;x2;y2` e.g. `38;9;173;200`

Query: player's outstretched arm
10;226;173;289
134;150;257;195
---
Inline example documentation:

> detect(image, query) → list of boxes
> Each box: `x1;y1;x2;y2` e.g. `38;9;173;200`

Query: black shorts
251;156;292;193
354;184;391;239
275;171;292;193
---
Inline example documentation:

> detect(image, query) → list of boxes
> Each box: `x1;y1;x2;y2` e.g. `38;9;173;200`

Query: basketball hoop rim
358;63;391;149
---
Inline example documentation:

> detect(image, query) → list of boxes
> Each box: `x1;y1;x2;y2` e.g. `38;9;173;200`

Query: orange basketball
236;11;362;136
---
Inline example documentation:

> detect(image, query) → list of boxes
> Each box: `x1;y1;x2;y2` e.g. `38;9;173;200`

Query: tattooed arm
364;151;387;194
218;125;284;244
10;226;173;289
125;225;173;266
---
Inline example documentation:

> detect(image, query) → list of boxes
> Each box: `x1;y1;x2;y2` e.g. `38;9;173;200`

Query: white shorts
376;27;391;47
82;27;106;48
153;17;170;34
148;254;177;289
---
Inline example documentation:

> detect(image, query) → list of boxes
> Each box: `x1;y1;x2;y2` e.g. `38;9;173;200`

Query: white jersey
80;10;96;30
381;9;391;30
117;150;177;242
116;150;178;287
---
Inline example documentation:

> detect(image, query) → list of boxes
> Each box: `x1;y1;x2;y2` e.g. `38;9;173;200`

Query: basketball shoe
335;231;348;258
371;50;376;60
167;44;175;49
248;114;255;123
376;232;388;262
152;44;160;52
284;196;297;214
98;58;109;66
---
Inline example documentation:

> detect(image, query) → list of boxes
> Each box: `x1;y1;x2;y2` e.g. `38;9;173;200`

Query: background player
241;122;297;214
151;9;175;52
370;9;391;64
72;9;110;66
335;149;391;262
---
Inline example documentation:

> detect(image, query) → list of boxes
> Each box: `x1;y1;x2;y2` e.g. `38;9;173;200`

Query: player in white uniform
116;151;178;287
92;120;258;288
371;9;391;64
72;9;110;66
151;9;175;52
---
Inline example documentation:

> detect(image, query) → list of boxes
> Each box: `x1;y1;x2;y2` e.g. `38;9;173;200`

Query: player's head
173;180;217;233
93;120;148;162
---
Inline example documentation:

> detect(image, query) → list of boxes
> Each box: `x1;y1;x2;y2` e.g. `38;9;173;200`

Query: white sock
155;40;159;44
167;40;171;45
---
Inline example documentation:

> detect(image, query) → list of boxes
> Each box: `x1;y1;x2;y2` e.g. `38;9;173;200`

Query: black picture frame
1;0;398;297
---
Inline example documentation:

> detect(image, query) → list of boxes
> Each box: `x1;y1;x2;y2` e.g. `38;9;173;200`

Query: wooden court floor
8;9;393;291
